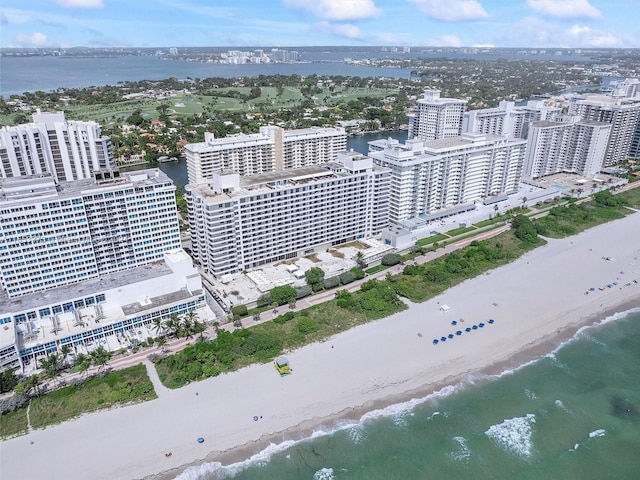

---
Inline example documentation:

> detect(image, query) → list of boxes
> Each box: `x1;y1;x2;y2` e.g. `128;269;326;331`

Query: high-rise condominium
408;90;467;142
0;169;180;298
0;111;114;181
184;125;347;184
569;95;640;166
186;152;390;278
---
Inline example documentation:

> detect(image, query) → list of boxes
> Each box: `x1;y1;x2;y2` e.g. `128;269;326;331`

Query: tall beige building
184;125;347;184
408;90;467;142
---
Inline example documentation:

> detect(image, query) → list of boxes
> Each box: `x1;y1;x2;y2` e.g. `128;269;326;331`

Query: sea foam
448;436;471;462
589;429;606;438
485;414;536;458
313;467;335;480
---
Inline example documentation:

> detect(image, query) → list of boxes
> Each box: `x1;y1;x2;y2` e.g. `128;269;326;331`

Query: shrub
381;253;401;266
311;282;324;292
231;305;248;318
297;317;319;334
256;293;272;308
323;276;341;289
0;394;30;415
339;271;355;284
295;285;312;299
350;267;366;280
305;267;325;286
335;289;355;308
273;311;295;324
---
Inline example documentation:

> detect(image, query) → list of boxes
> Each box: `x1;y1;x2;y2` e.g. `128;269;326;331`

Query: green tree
270;285;297;306
304;267;325;286
355;251;367;269
156;336;167;353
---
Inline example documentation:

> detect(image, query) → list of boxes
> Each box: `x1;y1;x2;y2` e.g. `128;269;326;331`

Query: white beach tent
440;304;450;312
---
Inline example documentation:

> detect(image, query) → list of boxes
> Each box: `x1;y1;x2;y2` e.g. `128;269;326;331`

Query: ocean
175;309;640;480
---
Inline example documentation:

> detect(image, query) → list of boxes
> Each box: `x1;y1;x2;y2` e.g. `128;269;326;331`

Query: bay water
176;309;640;480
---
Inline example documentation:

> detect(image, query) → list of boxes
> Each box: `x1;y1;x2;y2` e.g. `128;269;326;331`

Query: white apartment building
185;151;390;278
185;125;347;184
408;90;467;142
569;95;640;166
368;134;526;224
463;100;562;139
610;78;640;98
0;111;114;181
0;248;207;371
524;118;611;179
0;169;180;298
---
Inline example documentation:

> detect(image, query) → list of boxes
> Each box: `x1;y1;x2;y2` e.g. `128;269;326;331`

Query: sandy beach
2;212;640;480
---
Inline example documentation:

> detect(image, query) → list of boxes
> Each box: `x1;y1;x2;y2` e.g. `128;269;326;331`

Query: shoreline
157;299;640;480
2;212;639;480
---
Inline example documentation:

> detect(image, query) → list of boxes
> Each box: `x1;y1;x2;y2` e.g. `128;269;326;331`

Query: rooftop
0;168;173;205
0;260;172;314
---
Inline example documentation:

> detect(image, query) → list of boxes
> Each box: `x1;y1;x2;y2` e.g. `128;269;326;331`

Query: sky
0;0;638;49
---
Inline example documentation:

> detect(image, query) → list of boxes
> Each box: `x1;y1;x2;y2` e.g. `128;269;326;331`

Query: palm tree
156;336;167;353
192;320;206;341
90;346;112;372
60;345;71;369
151;317;164;337
183;311;198;339
212;321;220;333
39;353;61;387
355;251;366;269
165;313;181;338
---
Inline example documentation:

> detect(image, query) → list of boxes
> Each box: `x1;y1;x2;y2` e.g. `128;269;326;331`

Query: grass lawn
0;408;29;439
533;201;629;239
28;364;156;430
446;225;477;237
416;233;448;246
617;186;640;209
365;264;388;274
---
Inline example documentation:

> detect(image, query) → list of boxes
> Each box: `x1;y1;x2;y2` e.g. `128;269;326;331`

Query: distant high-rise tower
569;95;640;166
463;100;561;139
169;47;178;56
408;90;467;141
0;111;114;181
184;126;347;184
524;116;611;179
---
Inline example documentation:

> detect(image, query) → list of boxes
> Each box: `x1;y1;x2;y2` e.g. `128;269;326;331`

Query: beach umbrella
197;437;205;444
479;322;485;328
448;333;454;339
472;325;478;330
451;320;457;326
488;319;495;324
441;336;447;342
465;327;471;332
456;330;462;335
433;339;439;344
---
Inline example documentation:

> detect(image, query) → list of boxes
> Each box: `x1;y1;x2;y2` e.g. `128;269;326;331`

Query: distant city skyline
0;0;638;50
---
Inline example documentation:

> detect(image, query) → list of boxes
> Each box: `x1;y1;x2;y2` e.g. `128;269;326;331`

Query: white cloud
14;32;50;47
317;21;364;39
567;24;620;47
500;16;624;48
54;0;104;7
408;0;489;22
283;0;380;21
526;0;601;19
472;43;495;48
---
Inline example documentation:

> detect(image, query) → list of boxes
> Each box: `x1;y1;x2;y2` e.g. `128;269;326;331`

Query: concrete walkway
143;359;170;398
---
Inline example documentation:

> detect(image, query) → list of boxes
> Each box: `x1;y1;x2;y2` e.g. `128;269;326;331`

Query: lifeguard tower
274;356;291;376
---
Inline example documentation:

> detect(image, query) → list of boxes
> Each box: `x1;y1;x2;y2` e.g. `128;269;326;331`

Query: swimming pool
552;184;570;190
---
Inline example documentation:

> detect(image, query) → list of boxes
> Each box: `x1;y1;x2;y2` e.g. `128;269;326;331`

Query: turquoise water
176;310;640;480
